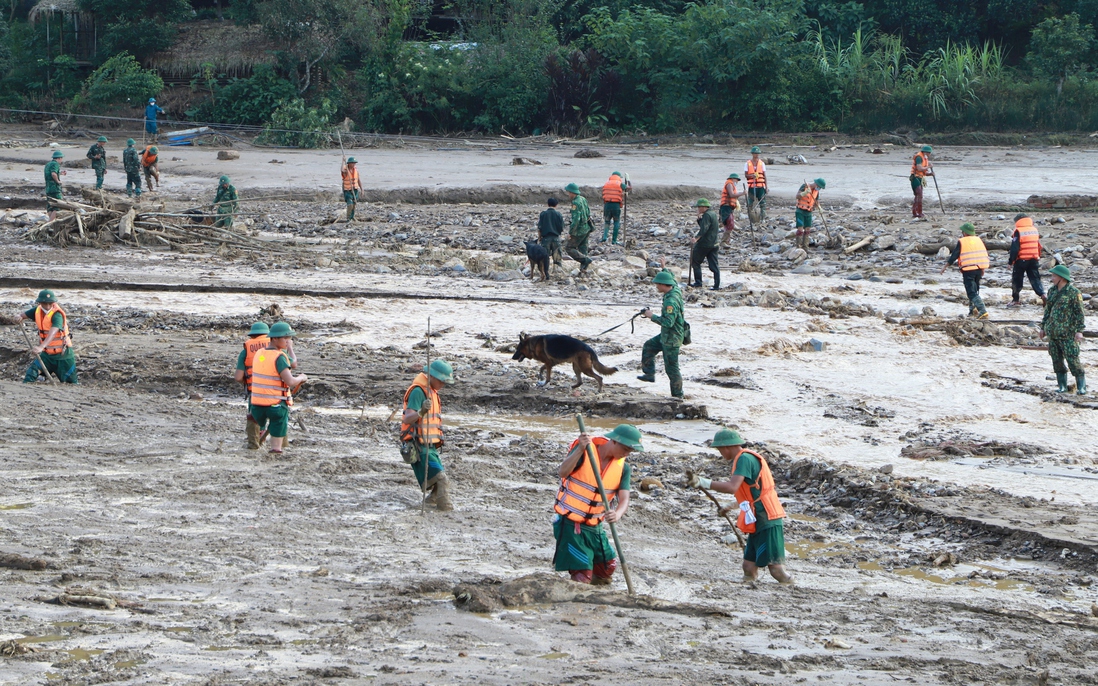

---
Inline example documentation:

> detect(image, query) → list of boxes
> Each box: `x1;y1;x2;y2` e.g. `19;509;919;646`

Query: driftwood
0;552;48;570
843;235;875;254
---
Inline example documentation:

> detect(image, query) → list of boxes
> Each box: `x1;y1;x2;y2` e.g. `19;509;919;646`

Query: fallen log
0;552;48;570
843;235;875;254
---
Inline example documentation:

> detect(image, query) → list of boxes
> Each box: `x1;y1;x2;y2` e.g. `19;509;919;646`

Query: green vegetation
4;0;1098;138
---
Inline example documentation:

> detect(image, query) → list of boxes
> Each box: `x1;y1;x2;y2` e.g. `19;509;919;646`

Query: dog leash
591;308;648;338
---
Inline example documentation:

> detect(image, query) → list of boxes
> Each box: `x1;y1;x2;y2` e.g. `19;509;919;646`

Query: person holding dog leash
638;266;687;399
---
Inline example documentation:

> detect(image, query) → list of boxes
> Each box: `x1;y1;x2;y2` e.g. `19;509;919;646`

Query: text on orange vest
242;334;271;385
1013;217;1041;261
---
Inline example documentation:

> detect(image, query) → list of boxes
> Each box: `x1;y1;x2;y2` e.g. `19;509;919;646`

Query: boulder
216;150;240;160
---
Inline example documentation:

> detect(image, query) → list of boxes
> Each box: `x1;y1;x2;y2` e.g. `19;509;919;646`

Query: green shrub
189;66;297;126
257;97;335;147
72;53;163;110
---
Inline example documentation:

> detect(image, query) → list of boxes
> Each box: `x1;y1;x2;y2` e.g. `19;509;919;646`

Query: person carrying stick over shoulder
687;429;792;585
552;424;643;585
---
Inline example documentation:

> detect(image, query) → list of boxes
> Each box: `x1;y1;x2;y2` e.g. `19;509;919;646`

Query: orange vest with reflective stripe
731;449;785;533
141;147;157;167
1014;218;1041;261
242;334;271;385
796;186;818;211
958;235;990;271
554;437;626;526
342;165;359;191
720;180;739;209
746;159;766;188
249;348;290;406
400;373;443;446
911;152;929;178
601;176;623;203
35;305;71;355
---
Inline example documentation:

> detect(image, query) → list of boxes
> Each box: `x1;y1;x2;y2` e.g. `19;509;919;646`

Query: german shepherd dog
524;240;550;281
512;333;617;392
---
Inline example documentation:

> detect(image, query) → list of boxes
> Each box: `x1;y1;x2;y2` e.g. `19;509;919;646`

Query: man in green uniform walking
688;198;721;290
687;429;792;584
86;136;107;190
400;359;456;511
213;175;238;228
44;150;65;221
794;178;825;250
1041;264;1087;395
17;289;78;384
248;322;307;455
552;424;643;585
563;182;593;273
638;268;686;398
600;171;630;244
538;197;564;270
123;139;141;197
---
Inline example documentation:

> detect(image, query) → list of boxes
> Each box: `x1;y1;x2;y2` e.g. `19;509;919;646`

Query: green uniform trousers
641;335;682;397
744;523;786;567
408;445;444;487
249;402;288;438
24;353;78;384
565;234;592;268
126;172;142;196
602;202;621;242
1049;338;1084;377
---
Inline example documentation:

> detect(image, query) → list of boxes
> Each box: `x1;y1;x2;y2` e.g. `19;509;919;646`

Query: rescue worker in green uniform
719;173;744;246
400;359;456;511
234;322;275;449
688;198;721;290
341;157;362;221
563;182;593;273
687;429;793;584
910;145;933;219
17;289;78;384
941;222;990;319
638;268;686;398
745;146;768;220
86;136;107;190
1041;264;1087;395
44;150;65;221
248;322;306;455
552;424;643;585
214;175;238;228
794;178;825;250
123;139;142;197
600;171;630;244
538;197;564;270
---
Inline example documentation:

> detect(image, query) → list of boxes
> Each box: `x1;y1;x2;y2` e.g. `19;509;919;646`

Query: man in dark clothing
1007;213;1046;307
688;198;721;290
538;197;564;269
941;222;989;319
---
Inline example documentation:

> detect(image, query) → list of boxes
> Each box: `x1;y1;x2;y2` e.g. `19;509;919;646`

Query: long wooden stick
575;414;635;595
621;173;628;245
19;321;57;384
421;317;431;515
930;164;945;213
697;484;745;548
804;179;832;242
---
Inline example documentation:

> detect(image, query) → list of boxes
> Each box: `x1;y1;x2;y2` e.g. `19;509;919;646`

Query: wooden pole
20;321;57;384
575;414;635;595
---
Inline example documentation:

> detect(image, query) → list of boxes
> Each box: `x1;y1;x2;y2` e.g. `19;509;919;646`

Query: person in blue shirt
145;98;165;140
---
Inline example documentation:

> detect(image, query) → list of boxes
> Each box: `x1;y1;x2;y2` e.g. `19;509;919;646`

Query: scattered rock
490;270;524;281
824;638;852;649
878;464;894;475
216;150;240;160
511;157;543;165
573;149;603;158
801;338;827;352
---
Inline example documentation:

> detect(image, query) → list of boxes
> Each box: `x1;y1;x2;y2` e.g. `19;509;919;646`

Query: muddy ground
2;133;1098;685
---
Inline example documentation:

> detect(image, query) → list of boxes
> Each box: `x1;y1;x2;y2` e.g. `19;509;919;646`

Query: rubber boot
612;222;620;245
1075;374;1087;395
602;225;610;242
432;472;453;511
1056;373;1070;393
246;419;262;449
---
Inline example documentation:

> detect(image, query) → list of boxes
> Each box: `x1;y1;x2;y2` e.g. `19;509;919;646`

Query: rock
315;256;333;267
720;534;741;545
1055;216;1066;224
801;338;827;352
490;269;524;281
847;273;863;281
922;306;936;316
876;235;897;251
216;150;239;160
394;233;408;240
1091;603;1098;617
936;246;950;258
759;289;785;307
443;258;464;269
462;215;473;227
878;463;894;474
451;265;466;272
649;228;667;236
388;212;401;221
623;255;646;268
791;265;815;275
189;393;203;401
786;248;807;263
573;148;603;158
511;157;542;165
824;638;852;649
497;235;513;244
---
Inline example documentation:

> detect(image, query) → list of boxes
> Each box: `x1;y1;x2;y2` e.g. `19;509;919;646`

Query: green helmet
97;136;107;143
751;146;762;154
564;182;581;194
1050;264;1072;282
712;428;745;447
347;157;357;164
36;289;57;304
1013;213;1029;223
269;321;296;338
219;175;230;185
814;178;826;189
727;173;740;180
693;198;711;207
127;138;135;146
149;146;158;154
960;222;976;236
653;271;677;286
921;145;933;153
51;151;64;159
248;322;270;336
605;424;644;451
611;171;622;177
428;359;455;384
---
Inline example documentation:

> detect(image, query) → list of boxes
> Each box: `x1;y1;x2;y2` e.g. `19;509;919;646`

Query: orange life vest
554;437;626;525
720;180;739;209
35;304;71;355
796;185;818;211
342;165;359;191
731;449;786;534
957;235;990;271
400;373;443;446
601;176;624;203
746;159;766;188
249;348;290;406
1014;217;1041;261
141;147;158;168
242;334;271;386
910;152;929;178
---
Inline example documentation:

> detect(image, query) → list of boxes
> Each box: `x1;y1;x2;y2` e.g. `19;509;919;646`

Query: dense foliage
4;0;1098;138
